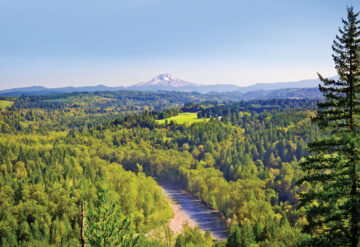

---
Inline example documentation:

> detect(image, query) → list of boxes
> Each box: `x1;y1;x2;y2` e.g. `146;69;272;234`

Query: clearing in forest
0;100;14;110
156;112;209;125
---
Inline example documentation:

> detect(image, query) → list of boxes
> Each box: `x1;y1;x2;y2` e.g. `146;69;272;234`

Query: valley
0;93;317;246
1;2;359;246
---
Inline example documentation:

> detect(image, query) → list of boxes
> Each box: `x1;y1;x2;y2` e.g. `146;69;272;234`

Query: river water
160;183;228;240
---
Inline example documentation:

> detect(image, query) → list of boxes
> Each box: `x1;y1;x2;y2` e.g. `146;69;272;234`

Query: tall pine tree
298;7;360;247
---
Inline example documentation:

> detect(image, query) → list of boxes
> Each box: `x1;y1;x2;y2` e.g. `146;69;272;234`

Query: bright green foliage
0;131;172;246
174;224;213;247
86;188;139;247
0;100;14;110
298;7;360;247
0;95;320;246
156;112;209;125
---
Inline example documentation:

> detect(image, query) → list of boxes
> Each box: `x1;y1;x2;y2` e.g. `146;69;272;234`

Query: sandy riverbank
160;183;228;240
167;197;197;233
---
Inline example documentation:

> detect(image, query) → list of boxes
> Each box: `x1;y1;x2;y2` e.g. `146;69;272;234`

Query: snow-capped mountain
128;73;323;93
134;73;198;87
0;73;328;96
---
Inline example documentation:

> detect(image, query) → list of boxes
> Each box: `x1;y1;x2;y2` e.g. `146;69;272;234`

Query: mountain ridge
0;73;328;96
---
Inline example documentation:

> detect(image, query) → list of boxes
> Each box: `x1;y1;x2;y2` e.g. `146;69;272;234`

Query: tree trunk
81;201;87;247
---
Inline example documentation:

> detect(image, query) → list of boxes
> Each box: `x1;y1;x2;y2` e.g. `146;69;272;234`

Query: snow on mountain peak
135;73;198;87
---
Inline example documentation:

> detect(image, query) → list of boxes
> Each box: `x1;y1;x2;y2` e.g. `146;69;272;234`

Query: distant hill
128;73;323;93
0;73;327;97
225;87;322;100
235;78;322;93
0;85;125;96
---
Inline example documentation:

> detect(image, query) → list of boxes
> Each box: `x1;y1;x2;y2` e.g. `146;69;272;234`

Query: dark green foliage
198;99;317;119
226;227;242;247
10;91;220;111
298;7;360;247
226;217;301;247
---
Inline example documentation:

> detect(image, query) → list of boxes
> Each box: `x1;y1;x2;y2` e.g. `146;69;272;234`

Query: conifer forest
0;5;360;247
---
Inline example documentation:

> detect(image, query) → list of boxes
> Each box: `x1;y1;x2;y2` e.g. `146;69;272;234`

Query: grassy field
0;100;14;110
156;112;209;125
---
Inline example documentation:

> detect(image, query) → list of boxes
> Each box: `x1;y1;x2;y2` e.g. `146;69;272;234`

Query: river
160;183;228;241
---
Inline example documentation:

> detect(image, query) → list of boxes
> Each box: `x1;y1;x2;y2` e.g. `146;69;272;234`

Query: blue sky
0;0;359;89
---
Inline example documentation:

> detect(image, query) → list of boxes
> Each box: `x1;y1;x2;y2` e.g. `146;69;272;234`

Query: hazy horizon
0;72;330;91
1;0;359;90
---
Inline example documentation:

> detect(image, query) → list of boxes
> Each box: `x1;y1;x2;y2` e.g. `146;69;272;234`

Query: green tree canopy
86;188;139;247
298;7;360;247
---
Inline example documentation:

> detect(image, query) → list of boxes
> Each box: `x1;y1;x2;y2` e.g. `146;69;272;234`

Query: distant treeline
197;99;318;118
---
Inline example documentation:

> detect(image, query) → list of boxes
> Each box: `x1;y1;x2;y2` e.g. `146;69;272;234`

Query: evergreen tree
298;7;360;247
86;188;139;247
241;222;256;247
226;227;242;247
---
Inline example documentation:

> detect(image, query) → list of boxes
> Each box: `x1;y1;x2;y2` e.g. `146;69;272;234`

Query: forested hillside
1;2;359;246
0;93;321;246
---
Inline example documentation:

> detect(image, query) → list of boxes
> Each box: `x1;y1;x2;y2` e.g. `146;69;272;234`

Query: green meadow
156;112;209;125
0;100;14;110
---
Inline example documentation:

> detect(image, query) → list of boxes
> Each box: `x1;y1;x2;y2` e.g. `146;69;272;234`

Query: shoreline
167;197;198;233
160;183;228;241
